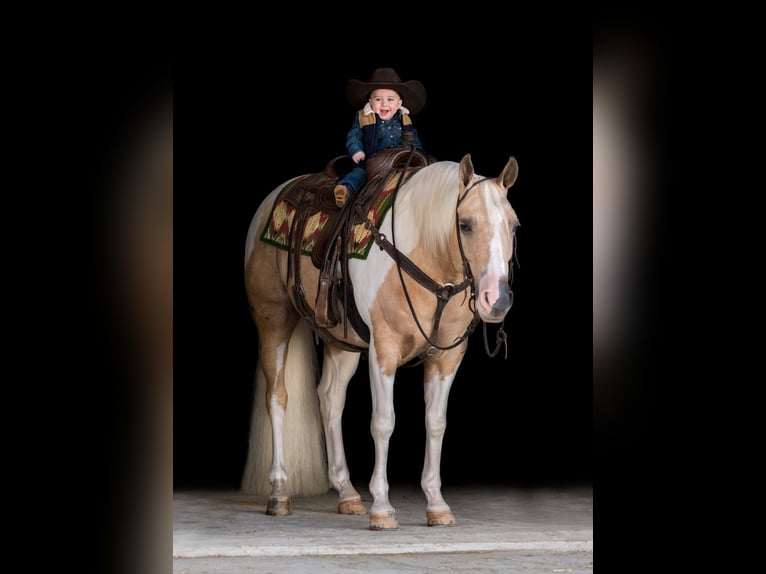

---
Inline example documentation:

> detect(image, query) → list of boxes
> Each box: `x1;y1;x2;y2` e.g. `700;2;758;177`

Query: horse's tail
241;320;329;496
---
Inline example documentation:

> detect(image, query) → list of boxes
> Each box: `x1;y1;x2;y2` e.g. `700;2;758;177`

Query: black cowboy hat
345;68;427;115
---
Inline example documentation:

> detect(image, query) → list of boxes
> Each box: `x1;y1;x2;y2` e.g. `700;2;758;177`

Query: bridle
358;151;517;362
457;176;519;360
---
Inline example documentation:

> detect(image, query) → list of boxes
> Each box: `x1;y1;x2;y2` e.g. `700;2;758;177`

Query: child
333;68;426;207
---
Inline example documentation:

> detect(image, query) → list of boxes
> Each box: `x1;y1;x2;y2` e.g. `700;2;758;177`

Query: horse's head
457;153;520;323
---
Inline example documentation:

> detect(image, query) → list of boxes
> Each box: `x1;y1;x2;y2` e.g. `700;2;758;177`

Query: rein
358;152;509;362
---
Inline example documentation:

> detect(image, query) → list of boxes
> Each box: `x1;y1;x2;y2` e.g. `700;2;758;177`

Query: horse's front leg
421;360;459;526
367;344;399;530
317;345;366;515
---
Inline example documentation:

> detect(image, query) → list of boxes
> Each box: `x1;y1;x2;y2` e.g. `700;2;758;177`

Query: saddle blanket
259;168;419;260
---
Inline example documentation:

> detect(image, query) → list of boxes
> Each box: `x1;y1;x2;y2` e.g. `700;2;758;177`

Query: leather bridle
358;152;516;362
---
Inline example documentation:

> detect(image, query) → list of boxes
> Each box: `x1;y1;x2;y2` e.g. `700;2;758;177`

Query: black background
43;16;751;574
31;14;754;573
24;20;601;574
174;33;592;490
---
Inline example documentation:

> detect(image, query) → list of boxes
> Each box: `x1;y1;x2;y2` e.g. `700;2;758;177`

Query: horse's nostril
491;287;513;313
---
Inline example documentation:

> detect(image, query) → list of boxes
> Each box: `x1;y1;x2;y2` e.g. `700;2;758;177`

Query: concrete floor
174;483;592;573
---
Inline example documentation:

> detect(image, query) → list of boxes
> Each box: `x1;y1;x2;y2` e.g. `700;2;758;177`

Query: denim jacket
345;103;423;162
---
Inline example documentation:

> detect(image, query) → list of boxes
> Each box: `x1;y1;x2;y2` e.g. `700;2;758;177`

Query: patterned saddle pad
260;167;421;261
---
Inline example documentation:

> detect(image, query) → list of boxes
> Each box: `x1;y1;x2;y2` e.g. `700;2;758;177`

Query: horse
242;150;520;530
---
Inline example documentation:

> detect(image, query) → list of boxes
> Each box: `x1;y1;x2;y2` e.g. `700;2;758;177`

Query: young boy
334;68;426;207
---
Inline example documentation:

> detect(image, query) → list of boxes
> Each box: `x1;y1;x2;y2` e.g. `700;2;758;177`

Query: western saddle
281;147;435;352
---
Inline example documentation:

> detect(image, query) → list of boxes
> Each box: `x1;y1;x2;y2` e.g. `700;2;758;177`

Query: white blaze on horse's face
458;154;519;323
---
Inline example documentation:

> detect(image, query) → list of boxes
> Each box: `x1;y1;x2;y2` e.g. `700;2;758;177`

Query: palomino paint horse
243;152;520;530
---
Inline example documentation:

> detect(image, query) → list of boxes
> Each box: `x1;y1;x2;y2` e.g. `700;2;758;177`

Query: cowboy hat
345;68;427;115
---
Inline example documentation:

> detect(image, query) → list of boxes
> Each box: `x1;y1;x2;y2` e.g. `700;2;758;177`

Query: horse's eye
513;221;521;232
459;220;472;233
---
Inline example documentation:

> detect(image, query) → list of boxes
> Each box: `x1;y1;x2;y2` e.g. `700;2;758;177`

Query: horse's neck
383;204;464;284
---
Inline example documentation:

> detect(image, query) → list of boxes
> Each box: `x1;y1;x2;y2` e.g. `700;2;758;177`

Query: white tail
240;320;329;495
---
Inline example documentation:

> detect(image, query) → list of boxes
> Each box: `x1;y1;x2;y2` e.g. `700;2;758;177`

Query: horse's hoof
427;508;457;526
266;496;292;516
338;497;367;515
369;511;399;530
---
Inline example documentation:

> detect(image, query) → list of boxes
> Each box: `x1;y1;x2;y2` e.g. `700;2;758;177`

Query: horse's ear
459;154;475;187
497;156;519;190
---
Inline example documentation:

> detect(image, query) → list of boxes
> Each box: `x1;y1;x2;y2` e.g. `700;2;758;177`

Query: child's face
369;89;402;120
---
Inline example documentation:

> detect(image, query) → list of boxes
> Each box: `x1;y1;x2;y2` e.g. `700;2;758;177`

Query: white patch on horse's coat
275;341;287;379
483;182;511;282
317;349;361;492
366;342;399;515
268;394;287;485
473;180;515;316
268;342;289;485
349;202;413;327
421;368;455;501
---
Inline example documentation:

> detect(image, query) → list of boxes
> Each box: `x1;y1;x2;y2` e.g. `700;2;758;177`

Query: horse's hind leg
262;325;300;515
421;360;458;527
250;298;301;516
317;345;366;515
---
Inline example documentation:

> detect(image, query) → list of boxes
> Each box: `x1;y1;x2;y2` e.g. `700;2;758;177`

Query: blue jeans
337;165;366;195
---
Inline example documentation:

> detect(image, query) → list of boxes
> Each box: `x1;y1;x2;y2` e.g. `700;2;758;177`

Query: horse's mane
395;161;462;260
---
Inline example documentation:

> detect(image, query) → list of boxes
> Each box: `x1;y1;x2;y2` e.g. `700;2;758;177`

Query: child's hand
352;151;365;163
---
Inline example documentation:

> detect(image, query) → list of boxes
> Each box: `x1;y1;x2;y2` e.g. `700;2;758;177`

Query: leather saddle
283;147;435;346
